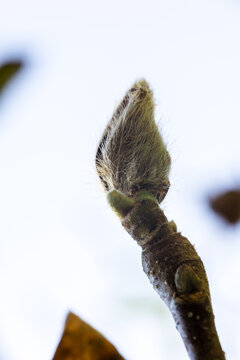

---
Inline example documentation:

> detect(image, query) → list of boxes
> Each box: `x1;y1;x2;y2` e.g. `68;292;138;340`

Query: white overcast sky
0;0;240;359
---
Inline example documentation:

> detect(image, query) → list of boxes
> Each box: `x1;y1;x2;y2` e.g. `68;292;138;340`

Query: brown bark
121;197;225;360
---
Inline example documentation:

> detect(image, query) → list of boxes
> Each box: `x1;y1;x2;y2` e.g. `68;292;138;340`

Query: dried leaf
52;312;124;360
209;189;240;224
0;60;23;95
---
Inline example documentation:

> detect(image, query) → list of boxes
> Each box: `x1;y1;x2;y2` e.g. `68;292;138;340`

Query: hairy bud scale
96;79;171;203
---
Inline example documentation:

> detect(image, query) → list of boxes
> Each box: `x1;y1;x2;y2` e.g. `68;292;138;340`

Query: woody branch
96;80;225;360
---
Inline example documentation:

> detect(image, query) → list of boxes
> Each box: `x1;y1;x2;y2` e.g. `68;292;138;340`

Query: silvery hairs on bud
96;79;171;203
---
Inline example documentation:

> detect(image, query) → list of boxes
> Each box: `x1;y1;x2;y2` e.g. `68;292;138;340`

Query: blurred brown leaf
0;60;23;95
209;189;240;224
52;312;125;360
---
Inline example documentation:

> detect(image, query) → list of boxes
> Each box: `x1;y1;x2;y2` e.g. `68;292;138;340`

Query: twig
96;80;225;360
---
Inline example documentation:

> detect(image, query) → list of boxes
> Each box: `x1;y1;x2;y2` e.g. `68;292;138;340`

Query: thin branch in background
96;80;225;360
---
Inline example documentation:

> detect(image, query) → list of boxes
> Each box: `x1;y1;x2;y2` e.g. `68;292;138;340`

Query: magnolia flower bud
96;79;171;203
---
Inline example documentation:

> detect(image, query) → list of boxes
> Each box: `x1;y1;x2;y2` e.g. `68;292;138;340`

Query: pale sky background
0;0;240;359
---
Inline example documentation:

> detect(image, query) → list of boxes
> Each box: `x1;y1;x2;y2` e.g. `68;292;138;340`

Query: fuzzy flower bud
96;79;171;203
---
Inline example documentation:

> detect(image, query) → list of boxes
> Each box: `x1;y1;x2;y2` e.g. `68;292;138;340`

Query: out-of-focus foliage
209;189;240;224
0;60;23;96
52;312;124;360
